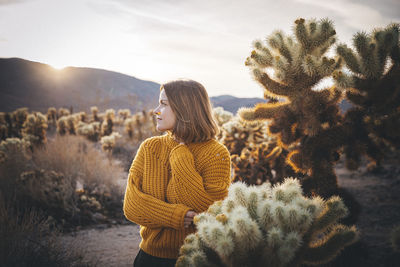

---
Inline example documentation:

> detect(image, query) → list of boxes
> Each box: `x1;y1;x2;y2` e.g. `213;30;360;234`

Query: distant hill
210;95;267;114
0;58;160;113
0;57;352;115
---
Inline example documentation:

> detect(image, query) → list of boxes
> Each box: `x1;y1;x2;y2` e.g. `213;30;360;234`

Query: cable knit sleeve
123;141;191;230
168;143;231;213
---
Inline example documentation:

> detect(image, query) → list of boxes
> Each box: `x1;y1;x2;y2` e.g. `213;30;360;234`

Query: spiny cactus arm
239;102;289;122
302;225;358;265
268;30;293;63
168;145;231;213
124;142;191;230
252;69;291;97
336;44;362;75
312;18;336;50
295;18;311;50
353;32;381;79
311;196;348;233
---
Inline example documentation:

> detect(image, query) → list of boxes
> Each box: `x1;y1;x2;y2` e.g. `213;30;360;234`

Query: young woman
123;79;232;267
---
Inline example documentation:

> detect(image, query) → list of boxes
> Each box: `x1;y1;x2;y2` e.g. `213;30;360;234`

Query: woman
123;79;232;267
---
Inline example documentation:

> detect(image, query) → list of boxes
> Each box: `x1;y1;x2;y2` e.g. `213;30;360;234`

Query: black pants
133;249;177;267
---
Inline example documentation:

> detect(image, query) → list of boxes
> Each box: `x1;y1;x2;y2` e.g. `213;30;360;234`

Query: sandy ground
62;159;400;267
62;224;141;267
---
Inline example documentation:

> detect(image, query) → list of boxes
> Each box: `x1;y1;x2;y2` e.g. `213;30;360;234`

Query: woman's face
153;89;176;132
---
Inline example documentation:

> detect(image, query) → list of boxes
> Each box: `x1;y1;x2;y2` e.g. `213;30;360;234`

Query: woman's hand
184;210;197;228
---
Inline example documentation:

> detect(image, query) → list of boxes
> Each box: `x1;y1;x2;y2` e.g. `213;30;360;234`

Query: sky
0;0;399;98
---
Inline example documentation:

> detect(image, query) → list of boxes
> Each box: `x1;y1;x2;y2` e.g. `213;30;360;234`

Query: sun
50;62;68;70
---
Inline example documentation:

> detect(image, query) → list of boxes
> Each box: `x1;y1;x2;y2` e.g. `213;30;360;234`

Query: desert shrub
32;135;126;223
0;195;87;267
0;138;32;202
17;169;76;218
177;178;358;267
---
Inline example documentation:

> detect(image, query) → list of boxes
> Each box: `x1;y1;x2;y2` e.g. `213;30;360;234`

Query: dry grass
0;194;90;267
32;135;125;198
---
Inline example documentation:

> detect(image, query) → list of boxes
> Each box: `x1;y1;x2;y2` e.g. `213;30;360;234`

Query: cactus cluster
124;110;158;141
21;112;48;147
335;23;400;170
100;131;122;154
177;178;358;267
231;140;297;185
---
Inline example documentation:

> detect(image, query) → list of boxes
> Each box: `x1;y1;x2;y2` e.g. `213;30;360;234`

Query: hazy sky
0;0;399;97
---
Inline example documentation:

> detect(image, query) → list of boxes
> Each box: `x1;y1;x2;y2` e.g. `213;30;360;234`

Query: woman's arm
168;144;231;213
123;142;191;230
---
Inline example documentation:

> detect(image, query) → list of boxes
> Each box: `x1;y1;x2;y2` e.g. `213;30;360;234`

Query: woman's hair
161;79;219;143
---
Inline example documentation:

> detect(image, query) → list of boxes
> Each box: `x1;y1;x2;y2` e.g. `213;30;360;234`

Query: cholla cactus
58;108;70;119
100;131;121;155
21;112;48;147
56;116;68;136
213;107;234;127
118;109;131;121
335;23;400;171
101;109;115;136
124;117;136;140
17;169;76;215
11;108;28;138
220;116;270;155
66;115;77;135
78;112;87;122
0;112;8;141
46;107;57;124
124;110;158;141
91;106;100;122
232;140;297;185
77;121;101;142
177;178;358;267
240;18;344;197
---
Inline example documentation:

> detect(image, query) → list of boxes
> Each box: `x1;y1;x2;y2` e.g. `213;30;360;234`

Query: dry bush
0;138;33;202
33;135;124;195
32;135;126;221
0;194;88;267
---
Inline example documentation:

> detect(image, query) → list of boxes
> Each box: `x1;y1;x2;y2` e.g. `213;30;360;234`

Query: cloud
294;0;395;31
0;0;30;5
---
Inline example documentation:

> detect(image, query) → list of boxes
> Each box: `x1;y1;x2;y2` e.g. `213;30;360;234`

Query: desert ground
62;158;400;267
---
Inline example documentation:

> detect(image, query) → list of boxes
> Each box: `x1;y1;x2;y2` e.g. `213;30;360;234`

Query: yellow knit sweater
123;134;231;259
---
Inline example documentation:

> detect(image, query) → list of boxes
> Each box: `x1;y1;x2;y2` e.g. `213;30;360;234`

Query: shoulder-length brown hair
161;79;219;143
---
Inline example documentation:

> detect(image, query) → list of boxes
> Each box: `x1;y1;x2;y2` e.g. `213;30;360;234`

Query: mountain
0;57;352;115
0;58;160;113
210;95;267;114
